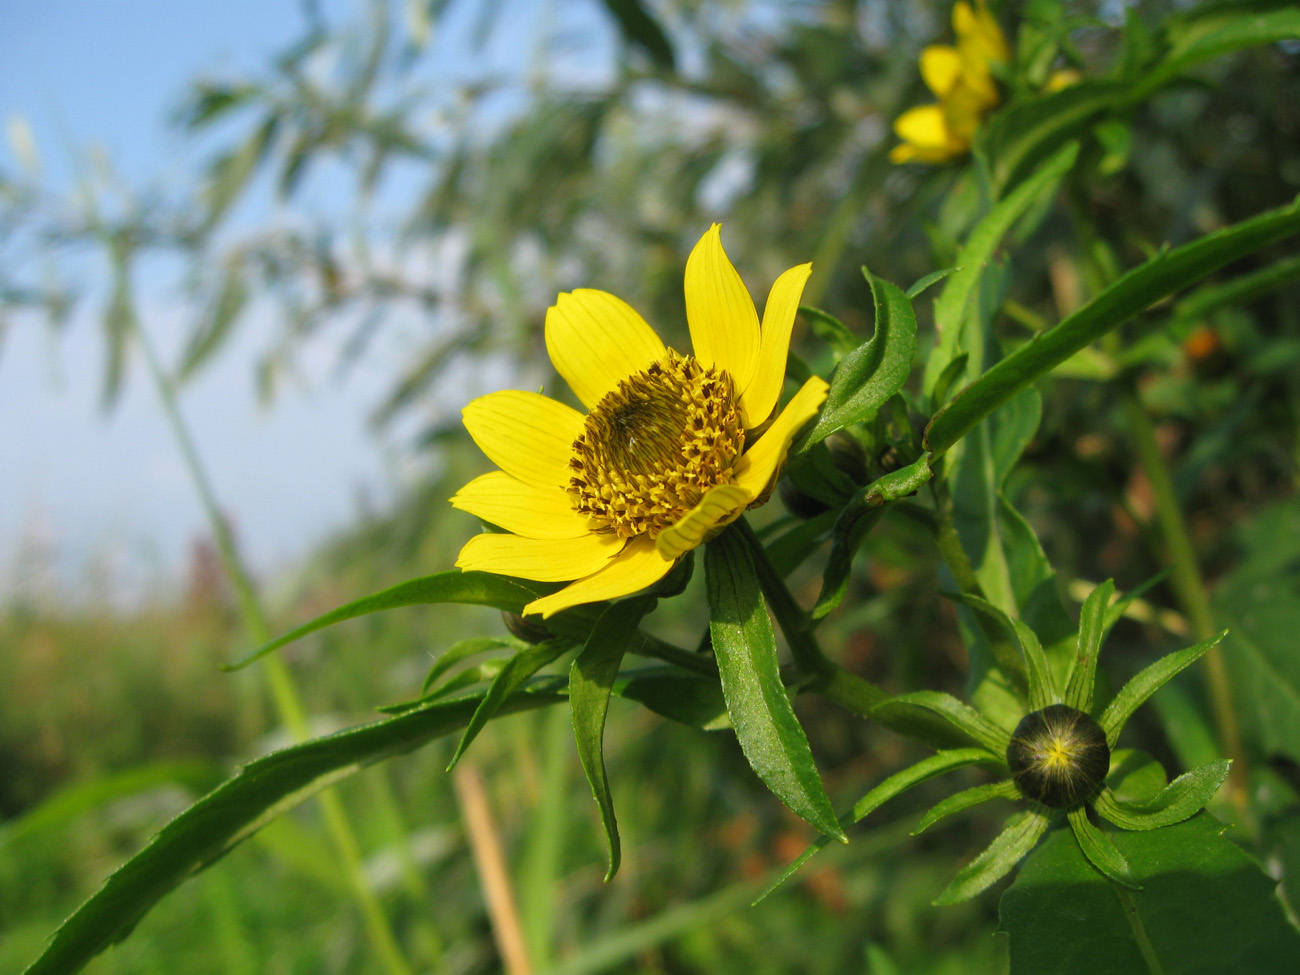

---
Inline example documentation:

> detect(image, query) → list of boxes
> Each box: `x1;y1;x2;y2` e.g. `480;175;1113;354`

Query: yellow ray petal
455;530;623;583
545;289;666;409
462;390;584;492
920;45;962;98
451;471;590;539
894;104;956;152
655;483;752;560
739;261;812;428
685;224;760;395
524;535;675;618
733;375;829;498
955;0;1009;66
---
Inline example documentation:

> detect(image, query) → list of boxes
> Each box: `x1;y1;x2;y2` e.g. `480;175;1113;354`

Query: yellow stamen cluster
567;350;743;539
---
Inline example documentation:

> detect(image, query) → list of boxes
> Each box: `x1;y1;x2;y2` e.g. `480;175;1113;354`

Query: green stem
1121;392;1246;804
133;319;415;975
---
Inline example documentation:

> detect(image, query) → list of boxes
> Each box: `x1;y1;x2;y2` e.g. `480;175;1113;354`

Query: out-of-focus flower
891;0;1010;165
452;225;828;618
1044;67;1082;92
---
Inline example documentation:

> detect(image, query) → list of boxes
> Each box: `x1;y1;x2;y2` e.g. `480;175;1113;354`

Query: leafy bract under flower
452;225;827;618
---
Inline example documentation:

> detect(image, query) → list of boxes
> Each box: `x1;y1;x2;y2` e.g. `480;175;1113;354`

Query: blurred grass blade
1065;579;1114;713
705;528;844;841
177;264;248;383
933;808;1050;905
1099;632;1226;746
570;596;655;881
17;683;566;975
926;195;1300;460
1067;806;1140;889
1093;761;1232;831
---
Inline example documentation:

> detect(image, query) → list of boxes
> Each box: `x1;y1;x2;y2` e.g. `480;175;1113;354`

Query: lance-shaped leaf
1093;761;1232;831
447;639;574;770
934;807;1051;905
614;669;729;731
912;780;1021;837
1010;619;1055;711
926;195;1300;460
1101;572;1167;631
18;682;567;975
756;748;996;903
799;269;916;449
1068;805;1139;889
1065;579;1114;713
1099;632;1226;746
423;637;519;694
705;530;844;841
570;597;655;881
942;592;1028;694
873;691;1012;756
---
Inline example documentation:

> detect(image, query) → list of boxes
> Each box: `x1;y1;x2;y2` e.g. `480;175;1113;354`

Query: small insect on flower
451;225;828;618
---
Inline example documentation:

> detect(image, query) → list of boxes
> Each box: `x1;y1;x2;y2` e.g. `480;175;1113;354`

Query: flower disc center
567;351;743;539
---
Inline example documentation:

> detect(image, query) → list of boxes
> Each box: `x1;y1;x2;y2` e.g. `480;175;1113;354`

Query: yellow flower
452;225;829;619
891;0;1009;165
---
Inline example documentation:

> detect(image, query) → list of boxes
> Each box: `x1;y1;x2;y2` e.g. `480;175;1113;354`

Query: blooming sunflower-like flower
451;225;828;619
891;0;1010;165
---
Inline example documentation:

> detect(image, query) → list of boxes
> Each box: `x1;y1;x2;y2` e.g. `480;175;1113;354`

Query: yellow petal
545;289;666;409
733;375;829;498
739;261;813;428
920;45;962;98
655;483;752;560
893;104;956;152
685;224;760;395
524;535;675;618
462;390;583;492
450;471;590;539
455;530;623;582
955;0;1010;66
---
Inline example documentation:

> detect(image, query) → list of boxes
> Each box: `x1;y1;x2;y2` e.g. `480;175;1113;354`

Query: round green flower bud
1006;704;1110;808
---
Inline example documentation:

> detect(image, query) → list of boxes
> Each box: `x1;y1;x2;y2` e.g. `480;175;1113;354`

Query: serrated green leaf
873;691;1012;756
704;529;843;841
570;597;655;881
926;195;1300;460
17;683;566;975
755;748;996;903
1064;579;1114;713
912;780;1020;836
1099;633;1225;746
1067;805;1139;889
934;808;1051;905
447;640;573;770
799;270;916;449
1000;813;1300;974
1094;761;1231;831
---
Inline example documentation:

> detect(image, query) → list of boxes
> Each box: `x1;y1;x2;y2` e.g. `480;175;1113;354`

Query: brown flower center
567;350;744;539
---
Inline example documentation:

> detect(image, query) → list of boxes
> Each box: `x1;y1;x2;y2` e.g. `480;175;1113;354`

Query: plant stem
1121;392;1246;807
1113;882;1166;975
133;318;415;975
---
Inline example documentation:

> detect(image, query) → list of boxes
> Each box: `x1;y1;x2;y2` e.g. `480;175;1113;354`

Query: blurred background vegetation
3;0;1299;972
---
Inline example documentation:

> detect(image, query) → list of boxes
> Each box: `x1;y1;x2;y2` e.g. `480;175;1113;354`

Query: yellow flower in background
452;225;828;618
891;0;1009;165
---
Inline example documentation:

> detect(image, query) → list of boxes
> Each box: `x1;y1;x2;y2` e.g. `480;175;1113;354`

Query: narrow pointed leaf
423;637;519;693
873;691;1012;756
906;266;959;300
1068;805;1140;889
614;669;730;731
1099;632;1226;746
1065;579;1114;713
934;808;1051;905
1093;761;1231;831
755;748;995;903
1102;572;1168;631
570;597;655;880
447;639;573;769
912;780;1021;836
942;592;1028;693
705;530;843;840
1010;619;1055;711
18;683;566;975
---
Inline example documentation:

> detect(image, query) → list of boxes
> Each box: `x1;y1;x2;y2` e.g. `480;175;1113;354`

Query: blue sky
0;1;415;603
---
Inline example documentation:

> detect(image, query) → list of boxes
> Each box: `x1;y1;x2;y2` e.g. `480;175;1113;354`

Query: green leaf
1099;633;1225;746
1010;619;1055;711
17;684;566;975
423;637;518;694
613;669;729;731
925;195;1300;460
999;813;1300;974
912;780;1021;837
872;691;1012;756
924;141;1080;390
755;748;996;903
570;597;655;881
1064;579;1114;713
1067;806;1139;889
906;266;959;299
934;808;1051;905
177;264;247;383
942;592;1029;695
801;304;859;356
447;640;574;769
704;529;844;841
799;270;916;448
1094;761;1232;831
